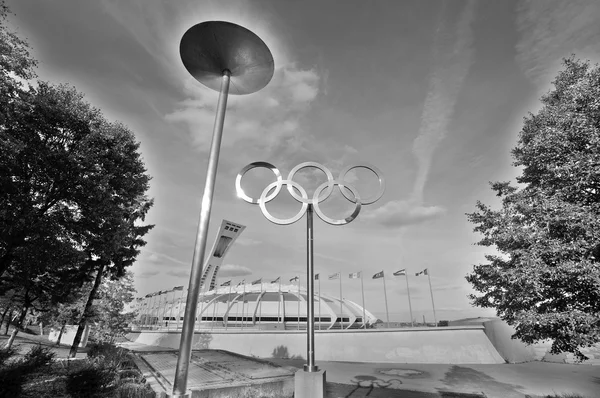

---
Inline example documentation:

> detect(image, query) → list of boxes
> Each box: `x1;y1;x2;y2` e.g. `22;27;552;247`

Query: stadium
133;219;377;331
136;283;377;331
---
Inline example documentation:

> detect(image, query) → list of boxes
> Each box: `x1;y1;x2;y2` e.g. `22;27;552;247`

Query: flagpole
211;290;217;331
168;290;176;331
235;284;240;329
198;291;205;331
140;297;148;328
156;293;163;330
339;272;343;329
405;275;414;327
427;271;437;327
177;289;184;330
242;283;246;331
318;276;321;331
150;293;157;329
360;272;366;329
382;274;390;327
226;283;232;330
145;295;153;328
297;278;300;331
259;282;263;326
277;279;281;324
161;292;169;328
164;290;173;329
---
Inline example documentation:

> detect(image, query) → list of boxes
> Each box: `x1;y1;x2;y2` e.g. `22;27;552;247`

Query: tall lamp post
171;21;273;398
236;162;384;397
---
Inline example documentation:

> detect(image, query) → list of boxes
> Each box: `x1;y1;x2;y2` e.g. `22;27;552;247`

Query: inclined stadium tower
135;220;378;330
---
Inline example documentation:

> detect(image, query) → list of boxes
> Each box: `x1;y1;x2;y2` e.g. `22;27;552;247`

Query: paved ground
0;331;89;359
119;341;600;398
269;358;600;398
137;349;295;393
4;334;598;398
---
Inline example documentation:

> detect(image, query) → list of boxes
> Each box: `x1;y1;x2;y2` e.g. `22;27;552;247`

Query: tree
466;56;600;360
0;1;37;124
1;4;154;354
90;271;137;343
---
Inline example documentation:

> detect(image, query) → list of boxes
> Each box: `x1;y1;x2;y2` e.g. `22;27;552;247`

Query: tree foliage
0;3;154;351
90;271;137;343
466;57;600;359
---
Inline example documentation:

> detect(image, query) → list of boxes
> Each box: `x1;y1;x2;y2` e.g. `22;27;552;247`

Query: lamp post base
303;364;319;372
295;369;326;398
167;390;191;398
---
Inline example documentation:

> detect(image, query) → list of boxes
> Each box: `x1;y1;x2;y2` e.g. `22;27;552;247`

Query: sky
6;0;600;323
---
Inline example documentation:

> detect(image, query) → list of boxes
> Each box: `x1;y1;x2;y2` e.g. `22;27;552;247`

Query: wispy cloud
219;264;253;277
363;199;446;227
236;237;262;246
138;270;161;278
144;250;188;266
515;0;600;87
166;270;190;278
412;0;476;202
374;0;476;228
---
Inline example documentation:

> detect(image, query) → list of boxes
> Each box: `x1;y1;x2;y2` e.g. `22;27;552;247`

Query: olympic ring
235;161;384;225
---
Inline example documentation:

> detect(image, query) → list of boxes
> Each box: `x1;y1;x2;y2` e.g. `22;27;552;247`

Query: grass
0;332;155;398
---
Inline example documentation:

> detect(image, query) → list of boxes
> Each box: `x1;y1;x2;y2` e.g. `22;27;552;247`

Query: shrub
0;347;17;366
22;344;55;370
0;365;25;398
66;362;117;398
115;382;156;398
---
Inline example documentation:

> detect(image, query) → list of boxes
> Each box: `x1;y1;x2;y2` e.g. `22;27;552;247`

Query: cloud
411;0;476;203
138;270;161;278
219;264;253;277
144;250;188;266
236;237;262;246
166;270;190;278
363;199;446;227
165;63;320;154
515;0;600;87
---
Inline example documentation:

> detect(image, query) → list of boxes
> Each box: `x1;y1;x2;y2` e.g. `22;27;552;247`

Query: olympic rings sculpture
235;161;385;225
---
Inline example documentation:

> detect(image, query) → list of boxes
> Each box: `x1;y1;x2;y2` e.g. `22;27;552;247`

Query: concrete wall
451;317;600;364
127;326;505;364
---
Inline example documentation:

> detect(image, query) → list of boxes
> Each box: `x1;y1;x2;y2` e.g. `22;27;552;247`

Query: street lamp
236;162;384;397
171;21;273;398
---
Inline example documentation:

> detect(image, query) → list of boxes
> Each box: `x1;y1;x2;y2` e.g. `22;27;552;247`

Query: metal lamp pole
236;162;385;374
171;21;273;398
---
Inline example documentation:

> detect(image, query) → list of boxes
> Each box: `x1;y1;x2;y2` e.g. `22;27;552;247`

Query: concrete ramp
128;326;505;364
131;349;295;397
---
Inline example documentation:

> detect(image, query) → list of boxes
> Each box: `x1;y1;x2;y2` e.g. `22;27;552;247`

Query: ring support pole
171;71;231;398
304;204;318;372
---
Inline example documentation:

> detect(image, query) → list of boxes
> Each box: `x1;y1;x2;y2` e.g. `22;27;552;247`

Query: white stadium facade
133;220;377;331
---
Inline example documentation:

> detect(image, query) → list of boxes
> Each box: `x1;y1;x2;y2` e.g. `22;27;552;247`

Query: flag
328;272;340;280
372;271;384;279
393;269;406;276
173;286;184;291
220;280;231;287
271;277;280;283
237;280;245;286
252;278;262;285
290;276;299;282
415;269;428;276
145;293;152;298
314;274;319;280
349;272;361;279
